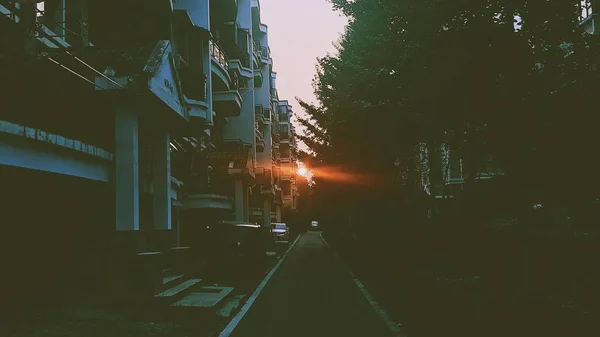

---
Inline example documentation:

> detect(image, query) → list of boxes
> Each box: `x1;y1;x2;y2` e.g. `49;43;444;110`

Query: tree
299;0;600;232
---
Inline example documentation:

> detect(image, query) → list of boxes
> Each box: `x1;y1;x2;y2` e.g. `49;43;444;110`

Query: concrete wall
174;0;210;30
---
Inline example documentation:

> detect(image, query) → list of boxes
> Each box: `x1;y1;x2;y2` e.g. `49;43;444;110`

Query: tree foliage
298;0;600;226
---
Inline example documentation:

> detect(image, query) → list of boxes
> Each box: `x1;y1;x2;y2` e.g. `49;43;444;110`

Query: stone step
155;278;203;298
171;286;234;309
162;274;185;288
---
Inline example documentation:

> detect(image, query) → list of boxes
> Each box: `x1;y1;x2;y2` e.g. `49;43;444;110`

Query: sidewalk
325;227;600;337
1;240;292;337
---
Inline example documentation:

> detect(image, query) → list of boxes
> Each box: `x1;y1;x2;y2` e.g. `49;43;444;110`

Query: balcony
213;89;242;117
210;40;231;86
252;39;261;67
255;167;274;187
278;112;289;122
210;40;228;69
186;177;233;197
228;58;252;79
176;55;209;120
226;30;252;77
259;45;271;64
279;130;290;142
176;55;208;101
254;67;264;88
256;122;265;152
184;176;235;210
255;105;265;124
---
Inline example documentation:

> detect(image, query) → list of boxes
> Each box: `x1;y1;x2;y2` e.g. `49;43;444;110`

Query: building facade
277;100;299;212
0;0;297;284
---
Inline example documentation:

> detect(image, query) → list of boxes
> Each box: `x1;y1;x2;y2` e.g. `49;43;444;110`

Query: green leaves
303;0;600;211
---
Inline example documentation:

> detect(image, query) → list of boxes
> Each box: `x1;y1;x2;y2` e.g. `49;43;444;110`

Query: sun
298;167;308;177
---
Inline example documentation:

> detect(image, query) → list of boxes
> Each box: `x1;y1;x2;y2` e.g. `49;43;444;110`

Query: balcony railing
255;167;273;186
210;40;228;69
255;122;264;140
255;105;265;124
252;39;261;63
230;72;240;90
260;46;269;59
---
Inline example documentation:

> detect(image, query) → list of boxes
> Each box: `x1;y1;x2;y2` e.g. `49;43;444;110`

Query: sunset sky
259;0;348;128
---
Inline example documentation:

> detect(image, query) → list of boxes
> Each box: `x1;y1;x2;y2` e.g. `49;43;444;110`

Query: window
581;0;593;20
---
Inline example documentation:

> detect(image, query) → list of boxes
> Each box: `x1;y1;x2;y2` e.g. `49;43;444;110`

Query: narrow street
226;231;394;337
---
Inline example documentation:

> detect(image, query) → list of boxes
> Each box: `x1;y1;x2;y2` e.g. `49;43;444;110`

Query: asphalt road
228;231;393;337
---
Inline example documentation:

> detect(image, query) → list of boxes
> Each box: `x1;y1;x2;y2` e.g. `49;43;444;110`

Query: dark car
201;221;270;277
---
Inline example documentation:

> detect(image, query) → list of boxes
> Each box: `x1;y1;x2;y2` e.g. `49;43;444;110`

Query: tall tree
300;0;600;230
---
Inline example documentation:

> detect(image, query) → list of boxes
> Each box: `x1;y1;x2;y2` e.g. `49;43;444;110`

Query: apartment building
0;0;295;299
278;100;299;212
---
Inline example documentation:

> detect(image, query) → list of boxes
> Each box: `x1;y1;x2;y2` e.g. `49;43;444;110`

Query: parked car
310;220;320;231
271;223;290;242
201;221;270;276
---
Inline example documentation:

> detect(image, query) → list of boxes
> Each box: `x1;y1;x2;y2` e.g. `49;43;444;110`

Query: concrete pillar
152;131;171;230
234;178;244;221
263;196;271;228
81;0;90;46
175;207;181;247
275;204;282;222
115;108;139;231
16;2;35;54
202;39;214;124
244;181;250;221
54;0;66;39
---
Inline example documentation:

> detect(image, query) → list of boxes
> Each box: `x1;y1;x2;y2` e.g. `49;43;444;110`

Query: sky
259;0;348;129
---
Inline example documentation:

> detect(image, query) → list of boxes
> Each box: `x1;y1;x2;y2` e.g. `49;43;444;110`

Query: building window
581;0;593;20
